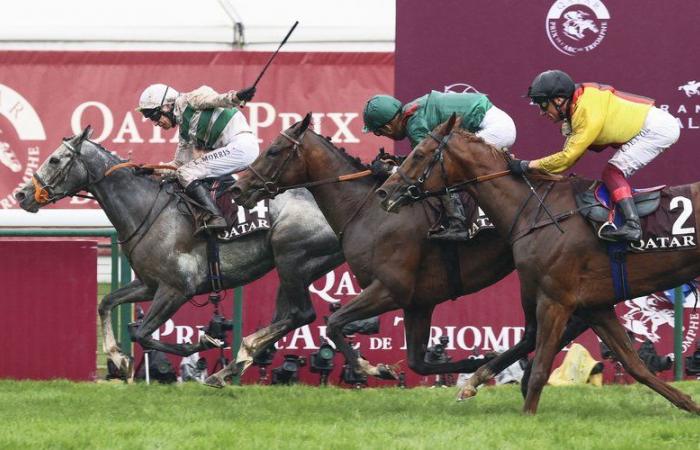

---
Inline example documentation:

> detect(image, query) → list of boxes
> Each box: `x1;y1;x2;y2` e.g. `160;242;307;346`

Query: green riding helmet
362;95;403;133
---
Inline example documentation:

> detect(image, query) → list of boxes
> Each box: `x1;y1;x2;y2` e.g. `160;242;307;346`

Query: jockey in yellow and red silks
509;70;681;242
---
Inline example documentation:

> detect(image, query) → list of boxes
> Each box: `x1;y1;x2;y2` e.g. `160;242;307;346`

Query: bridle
245;129;372;196
246;130;306;196
31;139;104;204
393;130;512;202
395;130;454;201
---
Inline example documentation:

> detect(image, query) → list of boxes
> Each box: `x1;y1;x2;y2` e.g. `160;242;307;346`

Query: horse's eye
49;156;60;164
266;148;281;157
413;152;425;161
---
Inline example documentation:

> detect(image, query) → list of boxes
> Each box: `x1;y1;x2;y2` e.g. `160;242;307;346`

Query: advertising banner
395;0;700;381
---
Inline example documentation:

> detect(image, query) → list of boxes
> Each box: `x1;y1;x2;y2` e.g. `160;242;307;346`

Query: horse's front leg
98;279;154;377
204;286;315;388
523;295;574;415
130;284;216;364
325;279;400;380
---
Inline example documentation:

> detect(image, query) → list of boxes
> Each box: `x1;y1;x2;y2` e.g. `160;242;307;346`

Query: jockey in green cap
363;90;517;241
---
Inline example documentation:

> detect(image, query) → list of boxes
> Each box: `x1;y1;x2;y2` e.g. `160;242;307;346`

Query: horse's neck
88;168;168;242
304;145;375;235
453;145;534;235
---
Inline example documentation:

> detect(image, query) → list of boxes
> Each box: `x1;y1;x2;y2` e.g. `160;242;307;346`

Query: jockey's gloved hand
134;166;155;176
370;159;397;177
236;86;257;103
507;158;530;176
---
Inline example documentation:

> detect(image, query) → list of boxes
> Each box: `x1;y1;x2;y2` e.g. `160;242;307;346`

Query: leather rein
395;130;510;201
246;130;372;196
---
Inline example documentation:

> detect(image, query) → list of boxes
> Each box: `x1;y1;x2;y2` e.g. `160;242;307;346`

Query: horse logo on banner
546;0;610;56
0;84;46;210
679;81;700;98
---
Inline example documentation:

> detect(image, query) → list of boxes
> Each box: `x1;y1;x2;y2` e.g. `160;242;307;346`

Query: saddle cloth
575;181;697;253
207;175;271;241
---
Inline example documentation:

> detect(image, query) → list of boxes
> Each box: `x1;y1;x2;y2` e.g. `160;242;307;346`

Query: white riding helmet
137;84;179;111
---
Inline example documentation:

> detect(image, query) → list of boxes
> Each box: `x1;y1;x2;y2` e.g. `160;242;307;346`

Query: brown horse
377;114;700;415
227;113;521;380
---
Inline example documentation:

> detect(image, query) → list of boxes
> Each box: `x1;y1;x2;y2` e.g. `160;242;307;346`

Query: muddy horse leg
204;285;316;388
585;307;700;414
325;279;400;379
98;279;154;376
523;296;574;415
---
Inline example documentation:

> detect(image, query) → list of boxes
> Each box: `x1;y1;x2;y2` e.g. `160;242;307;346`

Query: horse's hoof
203;375;226;389
376;364;399;380
456;386;477;402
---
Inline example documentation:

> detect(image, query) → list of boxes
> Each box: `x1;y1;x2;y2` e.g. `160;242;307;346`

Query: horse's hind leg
585;307;700;414
98;279;154;376
523;296;574;415
326;279;400;379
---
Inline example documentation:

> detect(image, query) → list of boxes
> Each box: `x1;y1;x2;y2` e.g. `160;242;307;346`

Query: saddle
171;174;271;241
574;180;697;253
575;181;663;224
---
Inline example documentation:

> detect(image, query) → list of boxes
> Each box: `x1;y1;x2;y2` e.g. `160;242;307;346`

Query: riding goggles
141;108;162;122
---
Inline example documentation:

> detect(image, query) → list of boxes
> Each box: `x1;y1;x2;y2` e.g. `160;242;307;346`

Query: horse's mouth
239;189;264;209
14;191;40;213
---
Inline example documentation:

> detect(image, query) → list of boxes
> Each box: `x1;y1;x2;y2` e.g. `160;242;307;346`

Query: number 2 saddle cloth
574;179;697;253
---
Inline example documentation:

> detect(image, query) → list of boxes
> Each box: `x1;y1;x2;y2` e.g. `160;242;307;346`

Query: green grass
0;381;698;450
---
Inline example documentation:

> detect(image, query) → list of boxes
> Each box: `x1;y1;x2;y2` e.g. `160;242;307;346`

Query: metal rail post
674;286;684;381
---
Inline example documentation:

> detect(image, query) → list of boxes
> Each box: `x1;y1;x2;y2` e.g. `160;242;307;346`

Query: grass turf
0;380;698;449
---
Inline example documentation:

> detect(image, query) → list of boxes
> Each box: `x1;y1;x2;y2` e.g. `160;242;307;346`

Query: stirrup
597;221;618;242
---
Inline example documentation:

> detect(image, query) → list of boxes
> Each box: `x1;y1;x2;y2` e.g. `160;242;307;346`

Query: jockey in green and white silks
137;83;258;234
363;91;517;241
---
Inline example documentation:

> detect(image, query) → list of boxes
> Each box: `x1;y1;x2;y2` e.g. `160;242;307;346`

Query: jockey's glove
507;158;530;176
236;86;257;103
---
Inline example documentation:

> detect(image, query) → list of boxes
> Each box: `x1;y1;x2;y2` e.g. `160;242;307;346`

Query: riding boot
429;192;471;241
600;197;642;241
185;181;227;235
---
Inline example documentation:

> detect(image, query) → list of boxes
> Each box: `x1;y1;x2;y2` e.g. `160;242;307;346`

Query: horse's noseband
32;140;84;205
396;131;452;201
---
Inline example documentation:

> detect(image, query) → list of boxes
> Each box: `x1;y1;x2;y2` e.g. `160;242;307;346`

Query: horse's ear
78;125;93;143
298;113;312;135
445;113;459;134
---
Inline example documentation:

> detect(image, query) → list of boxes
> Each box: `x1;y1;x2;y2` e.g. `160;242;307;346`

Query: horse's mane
313;132;369;171
450;128;564;182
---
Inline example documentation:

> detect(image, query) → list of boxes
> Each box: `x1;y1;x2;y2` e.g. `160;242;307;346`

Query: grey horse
15;126;344;379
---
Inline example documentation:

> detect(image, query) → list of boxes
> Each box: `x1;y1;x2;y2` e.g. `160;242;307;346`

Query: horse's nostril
230;186;243;198
376;189;388;200
14;192;25;202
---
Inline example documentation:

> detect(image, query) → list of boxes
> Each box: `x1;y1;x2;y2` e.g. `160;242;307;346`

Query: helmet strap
553;98;570;121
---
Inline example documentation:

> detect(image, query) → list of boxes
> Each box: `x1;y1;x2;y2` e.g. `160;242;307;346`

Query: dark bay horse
377;114;700;415
14;126;344;381
228;113;517;380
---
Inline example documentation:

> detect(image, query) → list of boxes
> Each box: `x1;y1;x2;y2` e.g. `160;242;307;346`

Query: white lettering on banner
327;113;359;143
71;101;113;143
394;316;525;351
279;112;303;130
308;271;362;303
113;112;144;144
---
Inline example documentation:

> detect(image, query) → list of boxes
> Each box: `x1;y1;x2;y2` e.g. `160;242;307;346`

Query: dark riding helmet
526;70;575;104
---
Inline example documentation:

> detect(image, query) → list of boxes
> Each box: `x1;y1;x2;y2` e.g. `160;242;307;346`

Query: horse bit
246;129;307;196
396;130;453;200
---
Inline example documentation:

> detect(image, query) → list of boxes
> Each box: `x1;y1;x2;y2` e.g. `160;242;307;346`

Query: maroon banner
395;0;700;381
0;240;97;380
0;51;393;210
